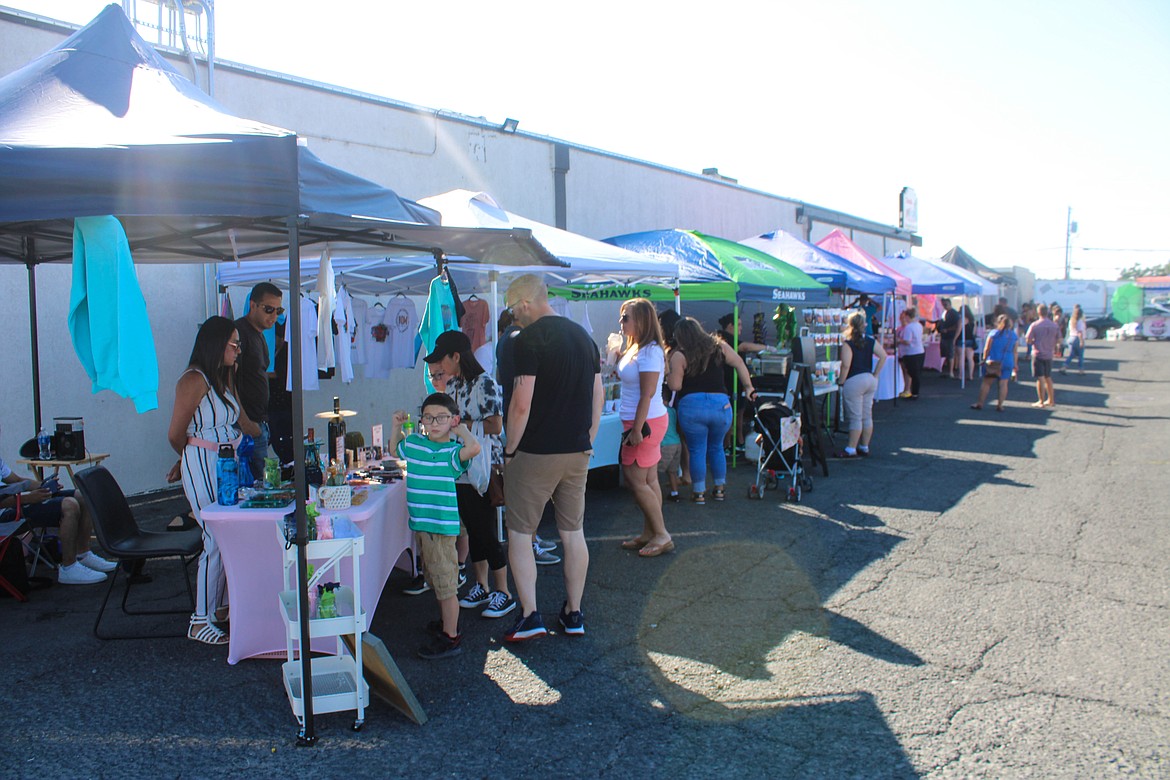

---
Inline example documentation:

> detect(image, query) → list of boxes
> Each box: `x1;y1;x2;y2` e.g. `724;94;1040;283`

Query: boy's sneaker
402;574;430;596
533;543;561;565
558;602;584;636
504;611;548;642
418;631;463;659
534;535;557;553
458;562;468;588
459;582;489;609
482;591;517;619
58;562;106;585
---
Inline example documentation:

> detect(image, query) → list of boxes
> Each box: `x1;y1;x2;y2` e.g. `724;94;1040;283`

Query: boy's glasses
420;414;452;425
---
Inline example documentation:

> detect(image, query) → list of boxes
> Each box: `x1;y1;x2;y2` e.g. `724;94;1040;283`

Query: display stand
277;523;369;731
790;364;831;477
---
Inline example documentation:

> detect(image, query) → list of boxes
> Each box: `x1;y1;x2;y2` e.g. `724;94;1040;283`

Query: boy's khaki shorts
417;531;459;600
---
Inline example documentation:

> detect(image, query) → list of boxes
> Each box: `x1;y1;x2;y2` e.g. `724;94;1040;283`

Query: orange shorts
620;414;668;468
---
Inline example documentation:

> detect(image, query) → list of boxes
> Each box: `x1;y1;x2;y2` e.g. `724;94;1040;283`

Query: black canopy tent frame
0;4;562;743
6;219;558;745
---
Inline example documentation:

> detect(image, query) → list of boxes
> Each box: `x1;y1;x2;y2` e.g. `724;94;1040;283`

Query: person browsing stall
667;316;756;504
834;312;888;458
502;274;602;642
425;330;516;620
234;282;283;478
392;394;481;659
613;298;673;558
166;316;260;645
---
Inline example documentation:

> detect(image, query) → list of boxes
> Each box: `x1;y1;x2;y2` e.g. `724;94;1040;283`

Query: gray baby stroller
748;399;812;502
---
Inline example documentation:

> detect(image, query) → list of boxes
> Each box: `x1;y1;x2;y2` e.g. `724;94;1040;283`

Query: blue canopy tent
881;252;975;296
741;229;896;295
0;4;559;742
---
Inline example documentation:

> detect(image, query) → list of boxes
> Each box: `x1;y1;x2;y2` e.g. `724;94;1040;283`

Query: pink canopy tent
816;229;912;297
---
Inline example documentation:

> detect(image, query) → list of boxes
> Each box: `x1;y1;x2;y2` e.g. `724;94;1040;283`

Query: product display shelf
276;523;369;730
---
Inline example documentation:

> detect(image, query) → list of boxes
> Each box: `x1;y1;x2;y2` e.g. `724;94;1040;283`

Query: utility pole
1064;207;1077;280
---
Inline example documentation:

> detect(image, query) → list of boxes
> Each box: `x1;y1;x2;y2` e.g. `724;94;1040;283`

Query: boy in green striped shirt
392;393;481;659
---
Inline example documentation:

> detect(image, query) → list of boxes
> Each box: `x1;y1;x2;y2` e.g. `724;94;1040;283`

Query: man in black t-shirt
501;275;602;642
933;298;961;378
234;282;283;478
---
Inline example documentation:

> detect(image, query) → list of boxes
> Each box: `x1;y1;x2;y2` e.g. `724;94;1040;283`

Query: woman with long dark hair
835;312;887;458
959;304;978;381
425;330;515;618
667;317;756;505
166;316;259;645
614;298;673;557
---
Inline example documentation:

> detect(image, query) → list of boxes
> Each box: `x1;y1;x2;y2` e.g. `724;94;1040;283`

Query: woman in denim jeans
666;317;756;504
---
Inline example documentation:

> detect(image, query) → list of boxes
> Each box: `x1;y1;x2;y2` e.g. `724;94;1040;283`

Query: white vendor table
875;355;906;401
201;481;412;665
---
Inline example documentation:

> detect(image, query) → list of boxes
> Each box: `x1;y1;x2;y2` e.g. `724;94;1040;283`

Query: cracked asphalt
3;339;1166;778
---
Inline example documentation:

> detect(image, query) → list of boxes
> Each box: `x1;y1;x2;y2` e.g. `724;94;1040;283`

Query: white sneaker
59;562;107;585
78;551;118;572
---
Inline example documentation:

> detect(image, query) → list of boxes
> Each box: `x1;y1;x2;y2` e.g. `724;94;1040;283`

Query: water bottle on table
216;444;239;506
37;427;52;460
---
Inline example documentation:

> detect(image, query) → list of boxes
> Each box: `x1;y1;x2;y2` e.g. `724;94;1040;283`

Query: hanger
468;293;479;301
393;291;408;299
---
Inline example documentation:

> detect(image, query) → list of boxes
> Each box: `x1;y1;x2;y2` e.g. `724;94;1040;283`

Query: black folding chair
73;466;203;640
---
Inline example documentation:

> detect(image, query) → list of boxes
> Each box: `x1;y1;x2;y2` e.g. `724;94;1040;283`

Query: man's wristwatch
504;451;516;460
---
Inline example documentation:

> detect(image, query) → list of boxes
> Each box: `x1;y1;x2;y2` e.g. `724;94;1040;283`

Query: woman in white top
614;298;673;558
897;306;925;399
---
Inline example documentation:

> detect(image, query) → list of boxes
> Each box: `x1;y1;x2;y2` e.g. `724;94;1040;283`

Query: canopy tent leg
26;243;42;432
287;218;317;747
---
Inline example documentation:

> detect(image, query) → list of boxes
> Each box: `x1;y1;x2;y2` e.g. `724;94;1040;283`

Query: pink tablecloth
201;481;411;664
924;341;943;371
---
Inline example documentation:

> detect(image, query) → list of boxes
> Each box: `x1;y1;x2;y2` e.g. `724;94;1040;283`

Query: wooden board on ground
341;632;427;725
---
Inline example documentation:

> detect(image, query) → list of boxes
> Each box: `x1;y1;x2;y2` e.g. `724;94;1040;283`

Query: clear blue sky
6;0;1169;280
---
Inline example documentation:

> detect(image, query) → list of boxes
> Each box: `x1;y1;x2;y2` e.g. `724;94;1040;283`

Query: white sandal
188;616;229;646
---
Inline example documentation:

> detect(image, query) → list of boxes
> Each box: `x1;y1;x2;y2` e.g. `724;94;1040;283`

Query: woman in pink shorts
614;298;673;558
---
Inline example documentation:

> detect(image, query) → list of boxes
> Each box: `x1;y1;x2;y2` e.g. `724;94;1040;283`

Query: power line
1080;247;1170;252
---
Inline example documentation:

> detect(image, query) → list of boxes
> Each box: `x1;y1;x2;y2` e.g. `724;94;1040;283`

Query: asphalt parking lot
3;339;1167;778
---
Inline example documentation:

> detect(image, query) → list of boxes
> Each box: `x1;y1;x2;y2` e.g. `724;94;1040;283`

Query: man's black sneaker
418;631;463;659
504;610;548;642
558;601;584;636
402;574;430;596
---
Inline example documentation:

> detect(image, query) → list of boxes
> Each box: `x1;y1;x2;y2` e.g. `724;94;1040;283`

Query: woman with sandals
166;316;259;645
970;314;1019;413
612;298;673;558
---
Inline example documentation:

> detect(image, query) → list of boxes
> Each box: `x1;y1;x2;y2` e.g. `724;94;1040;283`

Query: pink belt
187;435;243;452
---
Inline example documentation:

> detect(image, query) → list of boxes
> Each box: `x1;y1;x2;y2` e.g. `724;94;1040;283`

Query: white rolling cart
276;521;369;731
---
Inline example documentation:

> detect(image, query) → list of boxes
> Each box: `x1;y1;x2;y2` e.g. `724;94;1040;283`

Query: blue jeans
1063;339;1083;371
677;393;733;494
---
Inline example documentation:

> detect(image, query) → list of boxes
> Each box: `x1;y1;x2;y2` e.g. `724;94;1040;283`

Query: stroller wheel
802;475;814;493
787;486;799;502
748;484;762;500
765;471;779;491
